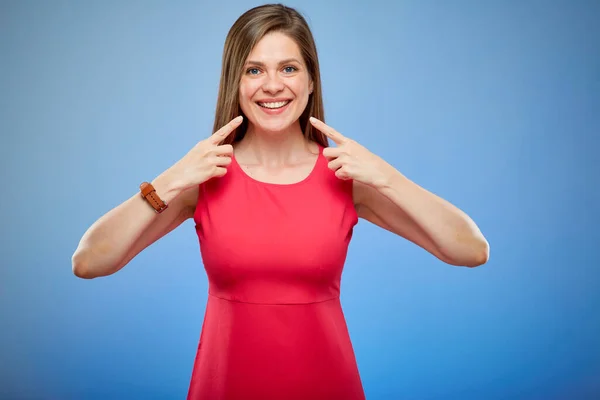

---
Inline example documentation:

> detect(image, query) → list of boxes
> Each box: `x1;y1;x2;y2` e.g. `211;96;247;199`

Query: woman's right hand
164;116;243;193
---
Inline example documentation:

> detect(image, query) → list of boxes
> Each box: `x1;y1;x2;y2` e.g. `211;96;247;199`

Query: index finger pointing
211;116;243;144
309;117;346;144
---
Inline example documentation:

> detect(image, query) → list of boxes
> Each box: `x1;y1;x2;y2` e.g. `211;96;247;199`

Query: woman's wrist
150;170;183;204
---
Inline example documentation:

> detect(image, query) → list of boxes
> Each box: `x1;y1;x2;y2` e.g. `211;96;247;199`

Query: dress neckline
231;144;324;187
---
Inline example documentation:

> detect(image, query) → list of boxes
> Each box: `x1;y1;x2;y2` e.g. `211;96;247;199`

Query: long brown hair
212;4;328;147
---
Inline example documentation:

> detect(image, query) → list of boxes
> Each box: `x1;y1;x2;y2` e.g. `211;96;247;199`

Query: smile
257;100;291;109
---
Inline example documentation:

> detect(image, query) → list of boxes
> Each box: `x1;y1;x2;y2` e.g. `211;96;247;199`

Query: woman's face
239;31;313;134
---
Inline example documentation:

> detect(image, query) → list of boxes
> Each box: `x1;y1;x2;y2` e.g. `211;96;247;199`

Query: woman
72;4;489;399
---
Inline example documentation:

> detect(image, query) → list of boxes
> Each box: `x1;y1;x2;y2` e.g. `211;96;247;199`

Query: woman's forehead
246;32;303;64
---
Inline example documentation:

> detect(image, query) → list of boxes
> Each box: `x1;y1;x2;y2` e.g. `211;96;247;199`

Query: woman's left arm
309;117;490;268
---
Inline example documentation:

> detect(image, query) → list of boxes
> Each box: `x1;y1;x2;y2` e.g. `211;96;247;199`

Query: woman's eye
283;66;297;73
247;68;260;75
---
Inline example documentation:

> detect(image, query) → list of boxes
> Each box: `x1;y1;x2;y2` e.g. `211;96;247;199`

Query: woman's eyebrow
244;58;302;67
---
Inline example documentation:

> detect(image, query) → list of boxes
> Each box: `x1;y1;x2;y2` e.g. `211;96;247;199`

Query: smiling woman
185;6;368;399
71;3;489;400
212;4;326;150
238;32;314;133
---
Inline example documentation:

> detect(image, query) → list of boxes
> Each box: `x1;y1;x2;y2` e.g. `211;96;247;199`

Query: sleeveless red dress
188;144;365;400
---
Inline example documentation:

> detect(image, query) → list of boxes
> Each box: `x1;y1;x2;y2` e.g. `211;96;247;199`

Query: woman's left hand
309;117;390;189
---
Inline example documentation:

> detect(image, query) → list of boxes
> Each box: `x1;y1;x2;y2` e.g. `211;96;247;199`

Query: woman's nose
261;73;285;93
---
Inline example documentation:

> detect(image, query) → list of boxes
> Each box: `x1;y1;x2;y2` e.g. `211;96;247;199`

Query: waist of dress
208;282;341;305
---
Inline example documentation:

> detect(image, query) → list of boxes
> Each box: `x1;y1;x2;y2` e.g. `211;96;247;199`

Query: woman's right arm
71;116;243;279
71;173;197;279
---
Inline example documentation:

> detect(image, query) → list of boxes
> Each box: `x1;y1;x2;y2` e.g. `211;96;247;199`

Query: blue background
2;0;599;399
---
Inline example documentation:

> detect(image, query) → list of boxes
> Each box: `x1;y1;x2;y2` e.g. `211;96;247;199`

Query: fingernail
309;117;316;122
235;116;243;122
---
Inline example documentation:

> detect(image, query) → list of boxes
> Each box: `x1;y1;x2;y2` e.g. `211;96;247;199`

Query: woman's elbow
442;238;490;268
71;251;114;279
72;252;94;279
463;238;490;268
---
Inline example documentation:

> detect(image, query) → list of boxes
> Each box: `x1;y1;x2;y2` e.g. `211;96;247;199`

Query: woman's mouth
256;100;292;115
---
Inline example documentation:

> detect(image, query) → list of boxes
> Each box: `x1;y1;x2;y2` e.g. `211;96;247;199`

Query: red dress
188;144;365;400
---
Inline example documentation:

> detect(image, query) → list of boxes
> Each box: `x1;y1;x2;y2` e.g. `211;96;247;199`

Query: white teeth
258;100;290;109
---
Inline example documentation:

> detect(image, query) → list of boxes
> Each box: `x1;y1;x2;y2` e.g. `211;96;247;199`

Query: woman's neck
236;121;314;166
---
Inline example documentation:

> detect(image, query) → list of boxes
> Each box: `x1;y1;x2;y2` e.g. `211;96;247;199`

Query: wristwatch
140;182;168;213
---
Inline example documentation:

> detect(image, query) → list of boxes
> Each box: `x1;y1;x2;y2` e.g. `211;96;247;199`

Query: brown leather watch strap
140;182;168;213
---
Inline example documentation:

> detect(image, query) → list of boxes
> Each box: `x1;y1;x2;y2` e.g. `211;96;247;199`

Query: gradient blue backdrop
1;0;599;399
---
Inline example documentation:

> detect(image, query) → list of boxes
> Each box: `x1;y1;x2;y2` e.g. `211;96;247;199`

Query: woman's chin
252;118;296;134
